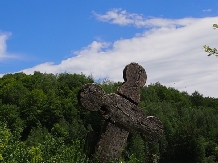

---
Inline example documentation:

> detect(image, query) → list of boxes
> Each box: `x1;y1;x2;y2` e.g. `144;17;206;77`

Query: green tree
0;77;28;106
0;104;24;137
129;134;147;163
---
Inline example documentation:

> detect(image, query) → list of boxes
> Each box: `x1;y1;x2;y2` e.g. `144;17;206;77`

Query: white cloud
19;10;218;98
93;8;197;28
0;32;10;60
0;32;17;61
202;9;212;12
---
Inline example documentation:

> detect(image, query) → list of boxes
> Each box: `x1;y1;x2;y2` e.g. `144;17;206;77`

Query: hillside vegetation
0;72;218;163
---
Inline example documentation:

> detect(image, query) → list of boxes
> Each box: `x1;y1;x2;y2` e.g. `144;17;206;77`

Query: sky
0;1;218;98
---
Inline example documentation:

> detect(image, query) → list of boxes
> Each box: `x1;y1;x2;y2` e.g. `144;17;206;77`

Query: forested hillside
0;72;218;163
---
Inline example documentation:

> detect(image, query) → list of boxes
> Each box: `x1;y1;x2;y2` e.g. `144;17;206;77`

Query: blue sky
0;1;218;97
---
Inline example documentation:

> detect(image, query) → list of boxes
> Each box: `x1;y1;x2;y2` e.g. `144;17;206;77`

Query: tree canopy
0;72;218;162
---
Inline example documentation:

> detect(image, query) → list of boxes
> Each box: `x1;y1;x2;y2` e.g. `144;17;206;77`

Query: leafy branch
213;23;218;29
203;24;218;57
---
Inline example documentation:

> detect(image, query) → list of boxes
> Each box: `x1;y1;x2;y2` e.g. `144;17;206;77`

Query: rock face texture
79;62;163;163
118;62;147;104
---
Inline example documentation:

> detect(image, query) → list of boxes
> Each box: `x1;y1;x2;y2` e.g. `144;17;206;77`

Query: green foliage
139;83;218;162
213;24;218;29
101;78;122;94
51;118;87;144
0;104;24;137
110;155;141;163
203;23;218;57
128;134;147;163
25;123;49;146
203;45;218;57
0;77;28;106
0;123;88;163
0;72;218;162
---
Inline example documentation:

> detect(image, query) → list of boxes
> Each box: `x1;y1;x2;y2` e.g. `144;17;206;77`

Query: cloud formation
0;32;17;61
202;9;212;12
0;32;10;60
19;9;218;97
93;8;197;28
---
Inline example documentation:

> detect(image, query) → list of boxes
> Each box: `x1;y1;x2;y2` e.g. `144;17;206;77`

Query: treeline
0;72;218;162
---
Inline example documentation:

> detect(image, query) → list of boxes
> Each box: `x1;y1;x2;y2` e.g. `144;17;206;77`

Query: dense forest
0;72;218;163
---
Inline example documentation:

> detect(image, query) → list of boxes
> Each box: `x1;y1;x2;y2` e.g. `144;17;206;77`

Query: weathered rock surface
118;62;147;104
96;122;129;163
79;62;163;163
80;83;163;142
